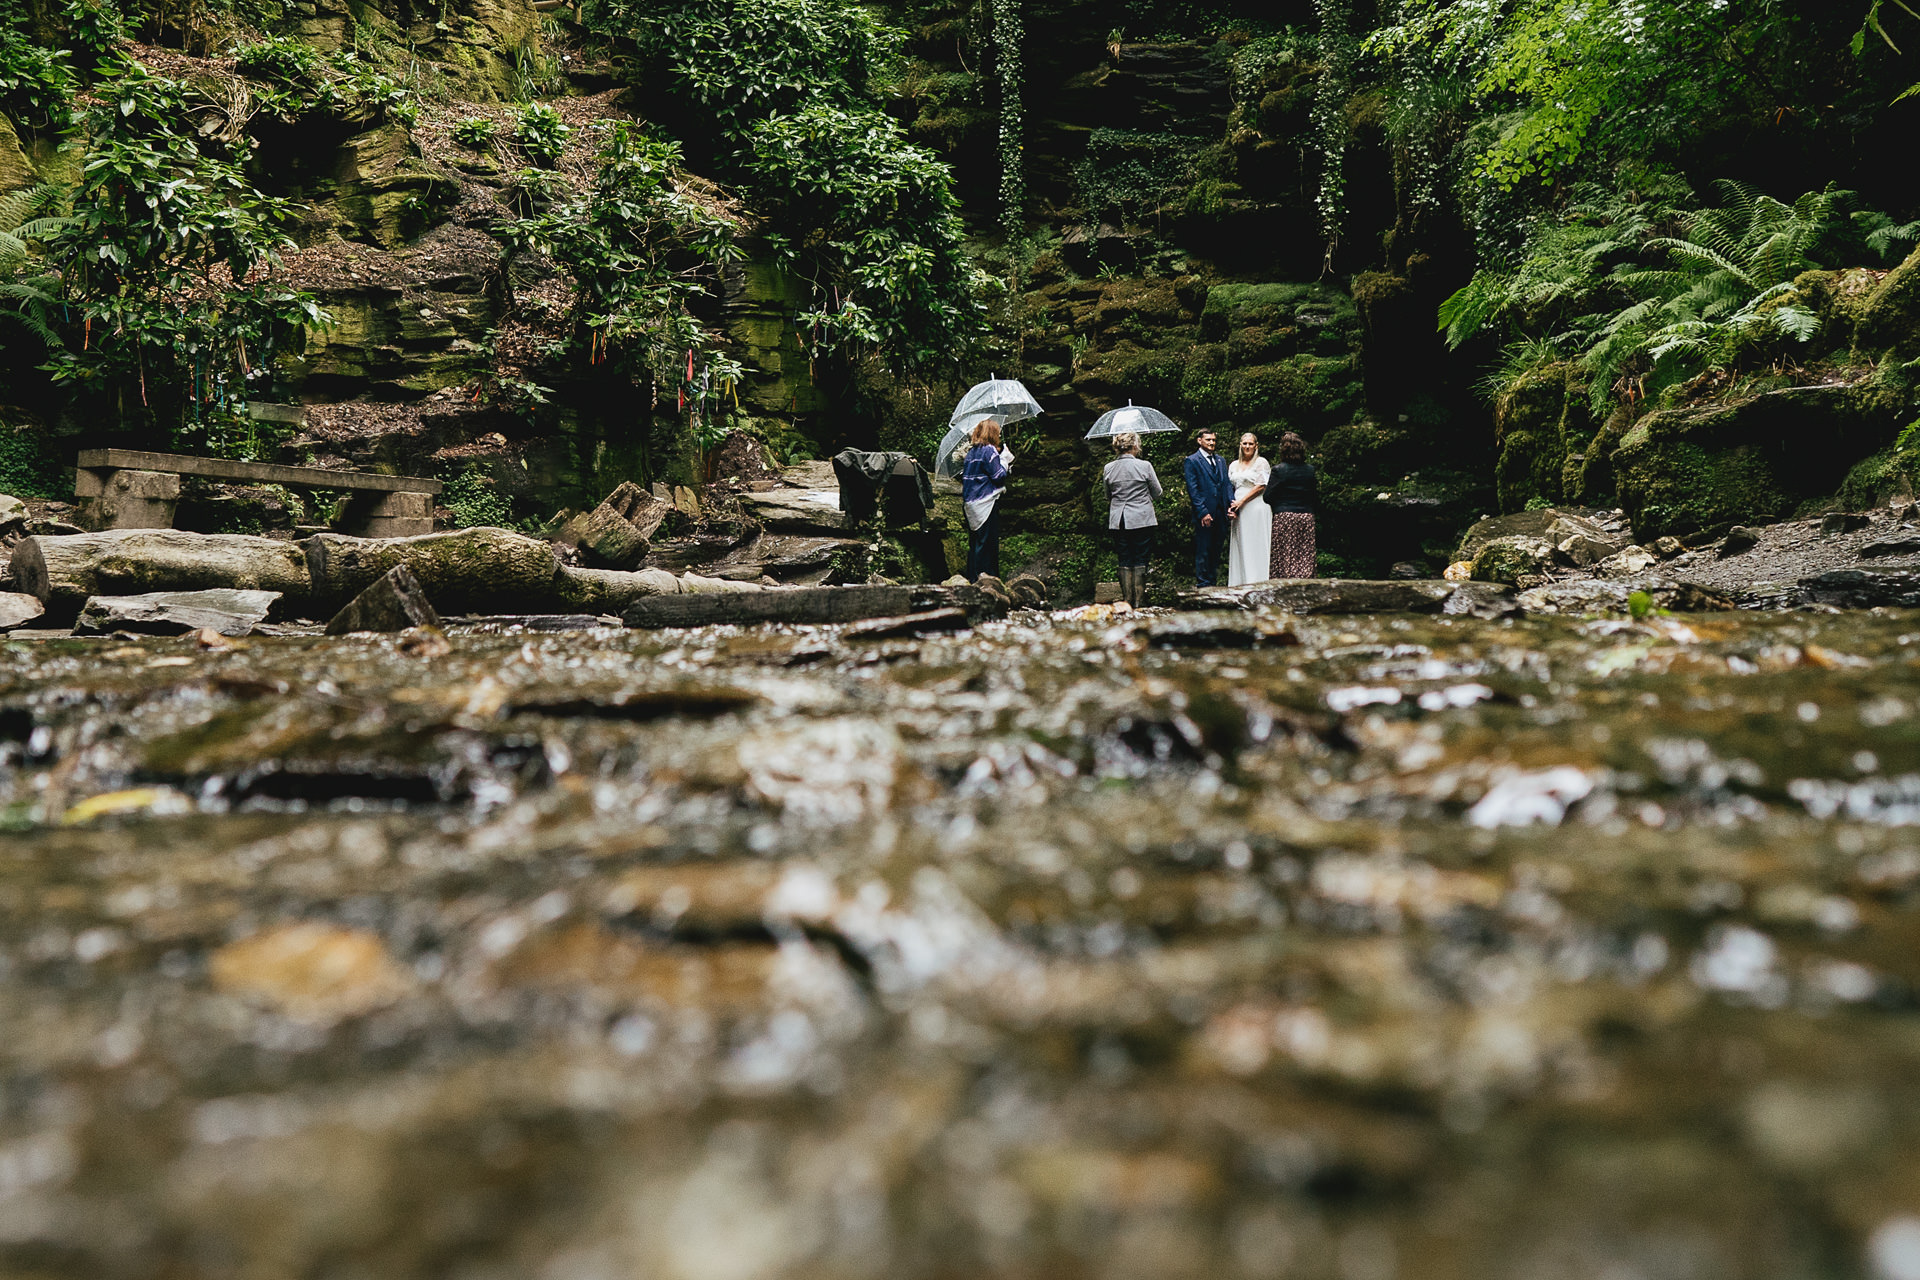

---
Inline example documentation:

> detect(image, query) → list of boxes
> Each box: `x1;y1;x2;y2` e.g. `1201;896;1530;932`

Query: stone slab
75;449;441;495
739;489;850;534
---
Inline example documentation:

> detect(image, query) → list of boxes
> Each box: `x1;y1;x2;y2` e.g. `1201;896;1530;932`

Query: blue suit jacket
1183;450;1232;526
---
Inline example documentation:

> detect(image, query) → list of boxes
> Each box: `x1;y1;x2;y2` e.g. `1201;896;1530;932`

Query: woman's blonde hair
1111;432;1140;455
971;418;1002;447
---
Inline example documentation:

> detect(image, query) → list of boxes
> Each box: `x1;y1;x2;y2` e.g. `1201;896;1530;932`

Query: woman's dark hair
1277;432;1308;464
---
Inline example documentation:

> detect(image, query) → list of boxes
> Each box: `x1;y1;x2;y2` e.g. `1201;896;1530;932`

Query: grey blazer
1103;455;1164;529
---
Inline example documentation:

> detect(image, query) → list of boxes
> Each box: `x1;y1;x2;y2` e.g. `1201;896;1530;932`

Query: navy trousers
1192;517;1228;586
967;508;1001;580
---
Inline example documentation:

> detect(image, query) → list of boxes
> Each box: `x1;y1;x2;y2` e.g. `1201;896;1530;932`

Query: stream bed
3;606;1920;1279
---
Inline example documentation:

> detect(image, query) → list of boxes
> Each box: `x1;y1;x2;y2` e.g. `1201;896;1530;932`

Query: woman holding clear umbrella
1102;431;1163;607
961;417;1012;580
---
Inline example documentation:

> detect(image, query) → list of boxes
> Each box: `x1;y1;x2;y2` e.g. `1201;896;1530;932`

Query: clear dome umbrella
1084;402;1181;439
933;377;1043;480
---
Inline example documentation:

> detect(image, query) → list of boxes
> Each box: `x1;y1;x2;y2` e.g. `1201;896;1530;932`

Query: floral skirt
1270;512;1316;578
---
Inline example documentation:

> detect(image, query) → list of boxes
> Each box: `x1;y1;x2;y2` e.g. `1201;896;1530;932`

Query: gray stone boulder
739;489;849;534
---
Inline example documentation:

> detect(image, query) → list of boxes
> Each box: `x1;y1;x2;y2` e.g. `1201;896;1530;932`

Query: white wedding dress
1227;456;1272;586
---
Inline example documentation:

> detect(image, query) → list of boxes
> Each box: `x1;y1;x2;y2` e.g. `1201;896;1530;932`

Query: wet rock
844;607;972;639
1442;581;1522;618
1454;509;1565;563
1007;573;1050;607
1595;545;1659;577
0;493;24;534
1651;535;1686;557
325;565;441;635
0;591;43;630
625;583;952;629
739;488;849;534
972;574;1013;609
305;527;559;614
74;588;283;637
1823;511;1873;534
1470;535;1555;584
1721;525;1763;556
1179;579;1455;612
11;530;312;620
1861;536;1920;559
1388;561;1428;579
1516;576;1734;614
1796;569;1920;608
210;923;412;1023
1136;611;1299;648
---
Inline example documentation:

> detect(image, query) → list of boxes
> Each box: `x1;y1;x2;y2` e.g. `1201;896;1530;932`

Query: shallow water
3;606;1920;1279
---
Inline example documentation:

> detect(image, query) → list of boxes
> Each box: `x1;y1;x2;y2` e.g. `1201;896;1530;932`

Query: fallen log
624;583;949;629
10;531;311;621
549;565;684;613
74;589;282;637
325;565;441;635
305;527;558;614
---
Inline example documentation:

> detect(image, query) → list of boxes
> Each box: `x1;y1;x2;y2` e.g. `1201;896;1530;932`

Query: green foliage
441;464;520;530
502;123;741;394
0;423;68;499
452;116;499;149
230;34;419;125
34;59;326;457
1073;129;1195;223
0;19;76;134
990;0;1024;241
1311;0;1353;259
749;105;985;369
514;102;572;166
1443;180;1920;413
579;0;983;374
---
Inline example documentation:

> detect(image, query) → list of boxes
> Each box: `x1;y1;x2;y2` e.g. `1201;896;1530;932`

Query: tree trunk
304;528;560;614
10;531;313;621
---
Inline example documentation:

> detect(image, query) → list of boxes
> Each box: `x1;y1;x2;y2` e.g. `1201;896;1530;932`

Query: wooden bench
74;449;444;537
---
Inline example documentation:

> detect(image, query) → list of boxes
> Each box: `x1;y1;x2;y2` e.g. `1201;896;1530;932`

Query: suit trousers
1193;517;1229;587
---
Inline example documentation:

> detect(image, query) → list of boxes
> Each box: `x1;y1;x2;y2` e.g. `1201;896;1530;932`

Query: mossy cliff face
285;0;539;99
1491;362;1593;514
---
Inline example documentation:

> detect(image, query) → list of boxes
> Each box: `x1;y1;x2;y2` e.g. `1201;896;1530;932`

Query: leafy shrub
580;0;984;374
514;102;572;166
452;116;498;148
0;20;76;133
441;464;520;529
1442;181;1920;412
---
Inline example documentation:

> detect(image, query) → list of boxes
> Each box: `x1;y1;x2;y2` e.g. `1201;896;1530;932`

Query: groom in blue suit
1184;427;1233;587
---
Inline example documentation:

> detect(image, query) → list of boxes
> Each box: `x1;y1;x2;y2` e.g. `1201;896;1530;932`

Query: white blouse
1228;457;1270;496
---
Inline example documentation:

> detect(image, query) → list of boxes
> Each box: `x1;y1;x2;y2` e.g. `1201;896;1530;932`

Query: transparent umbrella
933;377;1043;480
1084;402;1181;439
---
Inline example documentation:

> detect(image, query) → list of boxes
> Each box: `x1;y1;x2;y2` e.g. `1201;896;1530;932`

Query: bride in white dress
1226;432;1271;586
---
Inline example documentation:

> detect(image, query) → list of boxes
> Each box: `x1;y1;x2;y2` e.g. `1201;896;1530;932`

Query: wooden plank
75;449;441;495
624;584;954;629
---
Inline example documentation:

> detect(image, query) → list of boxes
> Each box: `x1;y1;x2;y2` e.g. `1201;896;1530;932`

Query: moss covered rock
1470;535;1554;585
1490;362;1592;513
1858;244;1920;359
1608;382;1901;539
